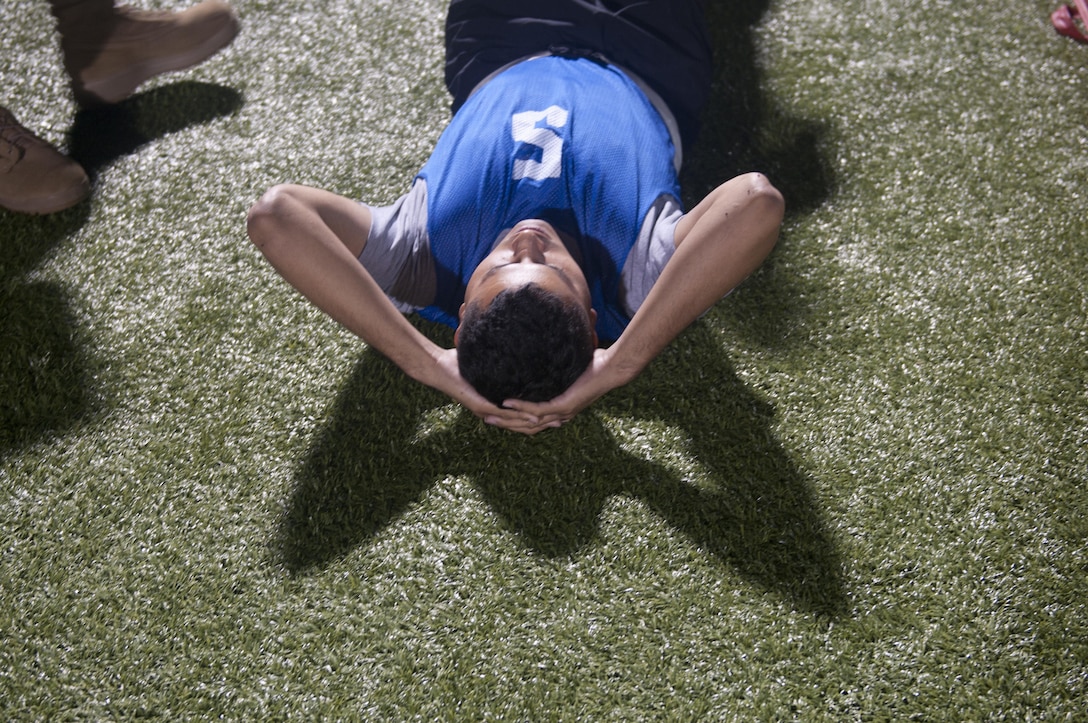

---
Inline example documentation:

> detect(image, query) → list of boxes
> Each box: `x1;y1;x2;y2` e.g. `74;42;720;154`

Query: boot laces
0;109;41;170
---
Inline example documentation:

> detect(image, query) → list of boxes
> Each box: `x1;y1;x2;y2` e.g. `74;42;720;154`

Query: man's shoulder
360;180;435;311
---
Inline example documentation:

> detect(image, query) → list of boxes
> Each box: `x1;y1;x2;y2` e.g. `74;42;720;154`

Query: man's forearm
610;173;784;375
246;185;445;387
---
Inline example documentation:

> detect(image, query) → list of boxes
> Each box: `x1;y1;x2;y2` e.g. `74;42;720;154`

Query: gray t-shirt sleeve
358;180;434;313
619;194;682;318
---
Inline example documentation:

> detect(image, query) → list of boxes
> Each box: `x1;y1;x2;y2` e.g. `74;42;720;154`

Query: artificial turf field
2;0;1086;719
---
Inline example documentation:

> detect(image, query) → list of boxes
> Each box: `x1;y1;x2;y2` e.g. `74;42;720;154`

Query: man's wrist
599;343;647;388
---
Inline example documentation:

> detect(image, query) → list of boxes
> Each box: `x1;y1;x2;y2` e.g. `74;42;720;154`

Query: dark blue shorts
444;0;712;151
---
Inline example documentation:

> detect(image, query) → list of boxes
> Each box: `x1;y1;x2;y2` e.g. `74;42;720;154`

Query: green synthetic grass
2;0;1086;718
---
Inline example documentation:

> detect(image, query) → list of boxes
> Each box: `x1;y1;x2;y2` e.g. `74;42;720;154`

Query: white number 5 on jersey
511;106;569;181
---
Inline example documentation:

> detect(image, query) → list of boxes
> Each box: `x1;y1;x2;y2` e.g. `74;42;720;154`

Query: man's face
459;219;596;326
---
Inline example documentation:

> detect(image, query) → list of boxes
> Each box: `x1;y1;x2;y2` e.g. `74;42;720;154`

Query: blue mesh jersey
416;54;681;343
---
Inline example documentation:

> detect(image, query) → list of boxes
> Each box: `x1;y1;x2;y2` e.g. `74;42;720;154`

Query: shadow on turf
278;322;846;617
69;80;244;184
683;0;835;350
0;207;97;458
686;0;833;214
0;80;242;458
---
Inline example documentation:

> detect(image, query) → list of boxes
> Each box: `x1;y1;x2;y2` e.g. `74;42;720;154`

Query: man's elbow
745;172;785;224
246;184;296;251
743;173;785;260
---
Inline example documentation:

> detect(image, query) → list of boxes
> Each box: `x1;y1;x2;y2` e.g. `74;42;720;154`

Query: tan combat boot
54;0;241;106
0;107;90;214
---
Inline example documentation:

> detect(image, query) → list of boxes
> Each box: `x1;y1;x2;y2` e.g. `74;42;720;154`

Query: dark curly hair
457;283;595;406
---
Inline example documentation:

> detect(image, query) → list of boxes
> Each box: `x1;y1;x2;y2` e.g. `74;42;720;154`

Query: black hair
457;283;594;406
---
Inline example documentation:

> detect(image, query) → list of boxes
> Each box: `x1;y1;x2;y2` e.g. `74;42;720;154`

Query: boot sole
0;177;91;214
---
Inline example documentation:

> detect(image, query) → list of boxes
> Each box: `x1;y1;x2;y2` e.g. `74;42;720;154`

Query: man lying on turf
246;0;784;436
